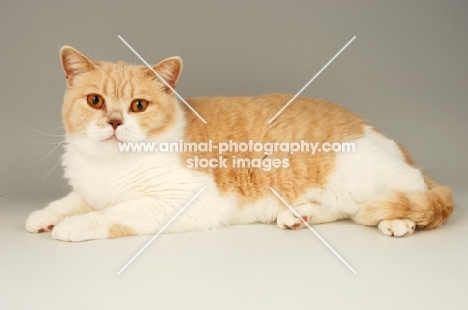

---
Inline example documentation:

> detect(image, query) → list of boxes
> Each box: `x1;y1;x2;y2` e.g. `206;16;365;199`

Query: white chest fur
62;145;212;210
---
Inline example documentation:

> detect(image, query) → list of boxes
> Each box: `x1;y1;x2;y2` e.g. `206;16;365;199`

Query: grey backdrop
1;0;467;202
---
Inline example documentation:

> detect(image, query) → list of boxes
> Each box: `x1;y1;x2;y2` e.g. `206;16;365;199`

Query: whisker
43;156;63;182
38;140;66;162
49;127;65;133
22;122;67;138
145;49;157;61
29;141;65;145
48;123;65;132
92;46;101;62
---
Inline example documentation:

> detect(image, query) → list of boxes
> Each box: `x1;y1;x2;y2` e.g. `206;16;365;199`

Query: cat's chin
66;136;128;159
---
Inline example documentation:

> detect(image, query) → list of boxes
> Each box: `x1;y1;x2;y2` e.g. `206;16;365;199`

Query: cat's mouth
104;134;121;143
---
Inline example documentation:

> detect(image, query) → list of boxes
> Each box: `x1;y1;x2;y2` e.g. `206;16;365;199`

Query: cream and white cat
25;46;454;241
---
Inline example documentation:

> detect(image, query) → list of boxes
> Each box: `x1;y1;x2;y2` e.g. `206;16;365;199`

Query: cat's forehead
84;61;156;99
98;61;145;75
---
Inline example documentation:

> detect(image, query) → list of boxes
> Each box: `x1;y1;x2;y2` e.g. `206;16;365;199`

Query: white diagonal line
118;35;207;124
117;187;206;275
268;36;356;124
269;187;357;274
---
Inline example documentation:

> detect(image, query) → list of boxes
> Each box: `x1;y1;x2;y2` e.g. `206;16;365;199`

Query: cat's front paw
378;219;416;237
51;213;107;242
277;210;308;230
26;209;64;233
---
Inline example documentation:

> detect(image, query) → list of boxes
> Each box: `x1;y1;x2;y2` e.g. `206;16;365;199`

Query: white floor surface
1;193;467;310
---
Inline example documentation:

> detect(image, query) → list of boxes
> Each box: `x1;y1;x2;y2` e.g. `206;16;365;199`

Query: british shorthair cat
25;46;454;241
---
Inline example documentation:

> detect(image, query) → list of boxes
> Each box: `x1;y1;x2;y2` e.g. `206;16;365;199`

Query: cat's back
184;94;366;142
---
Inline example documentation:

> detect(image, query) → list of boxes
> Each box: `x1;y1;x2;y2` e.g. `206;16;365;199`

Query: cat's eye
130;99;149;113
86;94;105;109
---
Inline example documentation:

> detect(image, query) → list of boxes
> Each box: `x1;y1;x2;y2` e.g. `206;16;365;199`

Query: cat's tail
354;174;454;229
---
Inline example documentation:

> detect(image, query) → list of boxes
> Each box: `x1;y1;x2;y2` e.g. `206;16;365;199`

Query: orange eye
86;94;105;109
130;99;149;112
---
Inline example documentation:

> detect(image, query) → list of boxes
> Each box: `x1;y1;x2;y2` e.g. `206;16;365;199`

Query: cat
25;46;454;242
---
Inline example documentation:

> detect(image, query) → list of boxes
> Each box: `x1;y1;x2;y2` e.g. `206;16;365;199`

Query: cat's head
60;46;184;156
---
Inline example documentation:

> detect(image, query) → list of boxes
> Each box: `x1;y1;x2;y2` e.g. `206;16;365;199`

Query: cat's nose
108;119;123;130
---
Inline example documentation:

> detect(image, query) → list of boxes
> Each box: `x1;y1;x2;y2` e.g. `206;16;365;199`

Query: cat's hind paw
378;219;415;237
277;210;308;230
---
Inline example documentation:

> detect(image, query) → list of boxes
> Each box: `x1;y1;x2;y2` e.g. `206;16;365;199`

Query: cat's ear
151;57;183;93
60;46;97;87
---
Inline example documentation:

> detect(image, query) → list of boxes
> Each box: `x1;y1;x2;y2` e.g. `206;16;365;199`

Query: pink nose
108;119;122;130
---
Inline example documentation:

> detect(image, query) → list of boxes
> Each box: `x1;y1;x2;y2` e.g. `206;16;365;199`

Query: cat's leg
26;191;93;233
352;169;446;237
351;194;419;237
276;203;345;230
278;200;417;236
51;196;219;242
